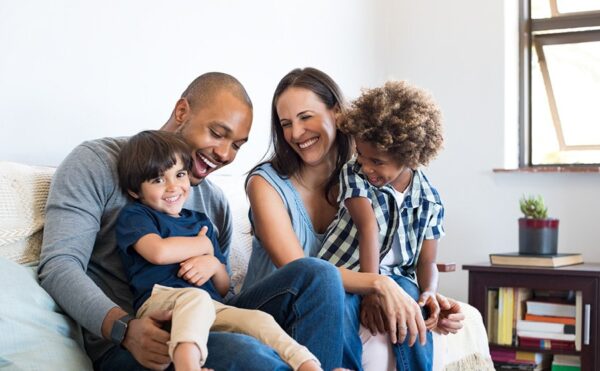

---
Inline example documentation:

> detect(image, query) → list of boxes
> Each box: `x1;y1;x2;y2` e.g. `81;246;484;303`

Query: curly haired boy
318;80;445;333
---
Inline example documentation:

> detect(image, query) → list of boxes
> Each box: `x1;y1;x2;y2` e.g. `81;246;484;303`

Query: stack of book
491;349;551;370
551;355;581;371
516;294;581;351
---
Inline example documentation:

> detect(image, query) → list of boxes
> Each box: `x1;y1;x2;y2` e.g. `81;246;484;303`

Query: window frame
518;0;600;168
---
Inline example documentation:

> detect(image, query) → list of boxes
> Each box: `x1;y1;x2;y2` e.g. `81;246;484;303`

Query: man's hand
122;310;172;370
434;293;464;335
417;290;440;330
178;255;220;286
360;293;387;335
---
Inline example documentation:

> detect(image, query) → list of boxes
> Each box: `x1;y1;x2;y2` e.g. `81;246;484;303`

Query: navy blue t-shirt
116;202;227;311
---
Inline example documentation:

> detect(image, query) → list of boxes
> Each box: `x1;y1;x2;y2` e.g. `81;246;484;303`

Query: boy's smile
128;156;191;217
355;139;412;191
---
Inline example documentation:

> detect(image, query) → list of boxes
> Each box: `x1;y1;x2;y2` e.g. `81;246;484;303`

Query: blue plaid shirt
317;158;445;280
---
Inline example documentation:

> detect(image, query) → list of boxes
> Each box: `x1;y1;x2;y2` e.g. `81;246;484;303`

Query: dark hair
340;80;443;168
118;130;193;197
248;67;353;205
181;72;253;111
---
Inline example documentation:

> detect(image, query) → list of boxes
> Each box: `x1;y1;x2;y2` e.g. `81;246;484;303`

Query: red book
524;313;576;325
518;336;575;351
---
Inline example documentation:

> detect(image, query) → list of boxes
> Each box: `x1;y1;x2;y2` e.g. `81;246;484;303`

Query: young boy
318;80;445;331
116;130;320;371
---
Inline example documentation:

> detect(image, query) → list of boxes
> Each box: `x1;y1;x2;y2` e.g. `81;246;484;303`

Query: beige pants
137;285;317;370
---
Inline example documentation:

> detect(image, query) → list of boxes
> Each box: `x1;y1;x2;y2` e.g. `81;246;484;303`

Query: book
552;355;580;368
524;313;575;325
516;320;575;334
516;330;576;342
575;291;582;351
526;301;576;317
551;365;580;371
518;336;575;351
513;288;532;344
516;351;549;365
487;289;499;343
489;253;583;268
551;355;581;371
499;287;515;345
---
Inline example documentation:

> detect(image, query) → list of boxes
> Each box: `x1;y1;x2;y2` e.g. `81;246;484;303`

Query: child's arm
132;226;213;265
417;239;440;329
178;255;229;296
345;197;380;273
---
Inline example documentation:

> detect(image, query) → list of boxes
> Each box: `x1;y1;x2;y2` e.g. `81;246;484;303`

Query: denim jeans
96;257;346;370
94;332;290;371
342;275;433;371
227;257;346;370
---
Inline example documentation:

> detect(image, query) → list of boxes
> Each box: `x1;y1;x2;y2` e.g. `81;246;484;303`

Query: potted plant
519;195;558;255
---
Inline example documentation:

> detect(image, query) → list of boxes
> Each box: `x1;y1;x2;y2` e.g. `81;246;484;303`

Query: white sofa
0;161;493;370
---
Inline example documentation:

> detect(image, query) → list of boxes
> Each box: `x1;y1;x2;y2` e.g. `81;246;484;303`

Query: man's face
175;91;252;185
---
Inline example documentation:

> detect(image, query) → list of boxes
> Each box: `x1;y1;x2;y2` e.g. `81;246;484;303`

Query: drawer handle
585;304;591;346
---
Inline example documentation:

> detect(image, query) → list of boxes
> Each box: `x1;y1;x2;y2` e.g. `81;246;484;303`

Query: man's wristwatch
110;314;134;346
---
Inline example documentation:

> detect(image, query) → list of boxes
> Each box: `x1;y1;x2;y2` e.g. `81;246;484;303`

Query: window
520;0;600;167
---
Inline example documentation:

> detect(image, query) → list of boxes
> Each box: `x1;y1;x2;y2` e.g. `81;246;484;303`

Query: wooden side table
462;262;600;369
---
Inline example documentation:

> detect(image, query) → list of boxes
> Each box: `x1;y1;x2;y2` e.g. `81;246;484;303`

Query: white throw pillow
0;161;55;264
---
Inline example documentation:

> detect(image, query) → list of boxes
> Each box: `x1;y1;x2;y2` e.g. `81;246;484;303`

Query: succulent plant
519;195;548;219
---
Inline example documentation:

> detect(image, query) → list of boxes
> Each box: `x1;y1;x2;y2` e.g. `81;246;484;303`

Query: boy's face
128;156;191;217
355;139;410;191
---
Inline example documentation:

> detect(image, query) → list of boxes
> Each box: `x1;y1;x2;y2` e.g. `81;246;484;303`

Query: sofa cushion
0;257;92;370
0;161;55;265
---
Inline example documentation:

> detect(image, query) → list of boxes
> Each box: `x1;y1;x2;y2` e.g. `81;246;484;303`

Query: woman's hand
433;292;464;335
371;275;427;346
418;290;440;330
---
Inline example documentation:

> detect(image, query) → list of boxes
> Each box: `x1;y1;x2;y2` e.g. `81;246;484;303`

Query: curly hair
339;80;443;168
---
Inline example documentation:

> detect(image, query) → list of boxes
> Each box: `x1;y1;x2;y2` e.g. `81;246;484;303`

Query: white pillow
209;174;253;293
0;161;55;265
0;257;92;370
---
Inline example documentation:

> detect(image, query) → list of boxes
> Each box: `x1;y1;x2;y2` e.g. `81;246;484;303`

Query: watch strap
110;314;134;346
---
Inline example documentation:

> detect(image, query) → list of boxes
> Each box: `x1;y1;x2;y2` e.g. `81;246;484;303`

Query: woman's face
276;87;338;167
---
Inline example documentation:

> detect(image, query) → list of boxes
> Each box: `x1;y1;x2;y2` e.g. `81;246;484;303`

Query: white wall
384;0;600;301
0;0;386;175
2;0;599;301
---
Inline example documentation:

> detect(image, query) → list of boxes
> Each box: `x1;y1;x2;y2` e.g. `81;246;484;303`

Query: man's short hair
118;130;193;196
181;72;253;111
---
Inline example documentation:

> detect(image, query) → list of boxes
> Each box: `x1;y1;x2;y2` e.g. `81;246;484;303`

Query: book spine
518;337;575;351
524;314;576;325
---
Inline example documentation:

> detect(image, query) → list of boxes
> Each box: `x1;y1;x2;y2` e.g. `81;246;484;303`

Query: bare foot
173;342;203;371
297;360;322;371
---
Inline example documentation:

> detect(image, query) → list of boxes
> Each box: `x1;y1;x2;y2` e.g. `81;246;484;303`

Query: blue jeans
95;257;346;370
342;275;433;371
94;332;289;371
227;257;346;370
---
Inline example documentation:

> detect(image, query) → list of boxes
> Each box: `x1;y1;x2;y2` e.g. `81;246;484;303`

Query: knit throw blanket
0;162;55;265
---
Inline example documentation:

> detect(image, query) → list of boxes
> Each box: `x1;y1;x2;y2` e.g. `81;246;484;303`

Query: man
39;73;346;370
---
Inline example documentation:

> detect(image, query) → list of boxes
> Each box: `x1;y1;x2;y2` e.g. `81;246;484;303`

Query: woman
242;67;463;370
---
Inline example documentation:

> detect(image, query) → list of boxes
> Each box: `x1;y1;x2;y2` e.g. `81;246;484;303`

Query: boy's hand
360;293;387;335
178;255;220;286
434;293;464;335
418;290;440;330
195;226;214;256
